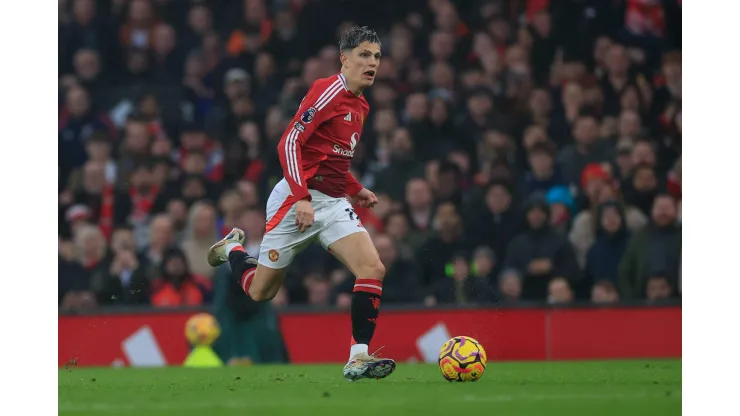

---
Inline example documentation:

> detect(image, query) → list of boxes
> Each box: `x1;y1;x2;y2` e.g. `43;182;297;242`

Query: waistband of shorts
277;178;341;202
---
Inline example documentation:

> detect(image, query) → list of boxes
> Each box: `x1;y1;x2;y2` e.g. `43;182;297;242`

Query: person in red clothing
150;247;211;307
206;26;395;382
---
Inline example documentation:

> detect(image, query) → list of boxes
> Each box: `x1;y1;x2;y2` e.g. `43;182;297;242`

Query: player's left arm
345;171;364;197
348;173;378;208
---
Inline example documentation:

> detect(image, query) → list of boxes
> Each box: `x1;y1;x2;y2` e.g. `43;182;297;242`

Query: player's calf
247;265;288;301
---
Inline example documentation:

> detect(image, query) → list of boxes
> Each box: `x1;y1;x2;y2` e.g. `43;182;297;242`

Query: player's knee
362;260;386;282
248;285;274;302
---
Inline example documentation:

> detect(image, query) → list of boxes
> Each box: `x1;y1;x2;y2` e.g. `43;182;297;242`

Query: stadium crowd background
58;0;682;312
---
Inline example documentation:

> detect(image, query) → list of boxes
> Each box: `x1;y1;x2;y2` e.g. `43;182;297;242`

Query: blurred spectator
110;226;137;255
151;247;211;307
419;202;468;304
83;132;117;184
239;208;266;257
64;204;93;238
558;115;615;187
63;161;131;240
619;194;681;300
374;127;425;201
442;252;496;305
569;166;648;267
584;202;631;293
218;189;246;236
548;277;574;305
59;235;92;309
622;163;660;216
645;276;675;302
465;182;519;273
119;0;164;51
74;225;109;306
498;268;523;303
59;86;117;184
138;213;175;281
591;280;620;304
545;185;576;234
165;198;189;245
384;211;422;256
403;178;435;236
181;201;219;279
521;142;564;196
304;272;332;307
98;247;149;306
151;24;182;81
503;196;580;300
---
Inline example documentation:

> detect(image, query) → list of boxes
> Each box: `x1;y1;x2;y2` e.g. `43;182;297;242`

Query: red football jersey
277;73;368;201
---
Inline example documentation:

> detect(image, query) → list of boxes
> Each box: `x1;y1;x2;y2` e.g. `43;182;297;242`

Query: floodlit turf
59;360;681;416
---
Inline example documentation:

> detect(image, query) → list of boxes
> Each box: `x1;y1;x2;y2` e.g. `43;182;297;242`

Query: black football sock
350;279;383;348
228;247;257;295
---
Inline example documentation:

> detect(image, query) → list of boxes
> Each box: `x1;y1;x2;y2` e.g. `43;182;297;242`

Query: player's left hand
353;188;378;208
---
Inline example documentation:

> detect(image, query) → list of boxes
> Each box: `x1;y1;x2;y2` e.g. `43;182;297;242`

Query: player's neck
341;70;365;97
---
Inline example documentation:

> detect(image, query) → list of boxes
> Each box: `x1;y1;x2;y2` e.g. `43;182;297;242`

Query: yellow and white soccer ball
438;336;487;382
185;313;221;346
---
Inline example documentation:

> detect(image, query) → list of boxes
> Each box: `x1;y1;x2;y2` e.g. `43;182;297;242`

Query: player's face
343;41;381;88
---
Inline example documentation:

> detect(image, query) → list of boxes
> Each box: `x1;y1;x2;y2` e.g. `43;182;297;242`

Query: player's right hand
295;199;315;233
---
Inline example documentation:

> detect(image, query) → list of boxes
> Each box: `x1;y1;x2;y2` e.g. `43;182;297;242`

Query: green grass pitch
59;360;681;416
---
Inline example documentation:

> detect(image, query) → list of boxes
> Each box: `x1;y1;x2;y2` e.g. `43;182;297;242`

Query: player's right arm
277;77;344;202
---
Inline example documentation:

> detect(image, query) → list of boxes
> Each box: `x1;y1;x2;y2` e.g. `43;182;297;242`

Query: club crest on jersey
301;107;317;124
293;121;305;132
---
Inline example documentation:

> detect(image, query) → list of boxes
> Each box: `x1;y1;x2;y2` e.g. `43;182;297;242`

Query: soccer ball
438;336;487;382
185;313;221;346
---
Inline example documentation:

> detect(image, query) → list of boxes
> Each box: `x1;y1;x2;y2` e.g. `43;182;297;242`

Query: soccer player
206;26;395;381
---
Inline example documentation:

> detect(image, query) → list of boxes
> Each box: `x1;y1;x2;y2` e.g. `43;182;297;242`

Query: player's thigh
320;204;385;279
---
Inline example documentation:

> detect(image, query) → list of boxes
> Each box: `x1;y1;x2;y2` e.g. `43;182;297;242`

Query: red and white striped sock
227;246;256;296
239;268;256;295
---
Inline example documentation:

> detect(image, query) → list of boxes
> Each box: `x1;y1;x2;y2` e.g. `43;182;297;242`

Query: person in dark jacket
619;194;681;299
502;195;581;300
464;181;520;272
418;201;469;304
584;201;631;290
521;142;565;196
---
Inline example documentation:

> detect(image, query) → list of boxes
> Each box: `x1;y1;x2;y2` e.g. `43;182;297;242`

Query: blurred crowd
58;0;682;311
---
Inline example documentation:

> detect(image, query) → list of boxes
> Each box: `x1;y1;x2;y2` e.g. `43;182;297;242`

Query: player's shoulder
309;73;348;95
306;73;348;111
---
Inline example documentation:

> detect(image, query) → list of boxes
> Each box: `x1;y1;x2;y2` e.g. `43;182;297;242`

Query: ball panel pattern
437;336;487;382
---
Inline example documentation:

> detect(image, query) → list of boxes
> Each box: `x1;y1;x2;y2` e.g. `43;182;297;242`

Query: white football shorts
257;178;367;268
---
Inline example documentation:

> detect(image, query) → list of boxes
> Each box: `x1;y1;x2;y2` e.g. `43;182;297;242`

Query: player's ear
339;51;348;68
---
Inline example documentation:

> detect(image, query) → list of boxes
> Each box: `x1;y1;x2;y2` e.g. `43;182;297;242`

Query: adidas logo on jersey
344;113;352;122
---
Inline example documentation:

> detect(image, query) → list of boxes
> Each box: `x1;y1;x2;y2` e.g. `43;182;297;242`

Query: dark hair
528;141;556;157
133;160;155;172
86;131;110;145
339;25;381;52
593;279;617;292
